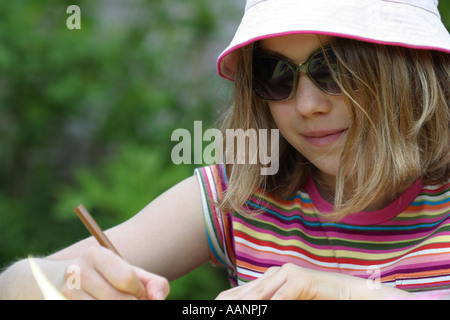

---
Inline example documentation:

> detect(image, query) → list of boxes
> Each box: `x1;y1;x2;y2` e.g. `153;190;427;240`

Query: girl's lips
301;129;348;147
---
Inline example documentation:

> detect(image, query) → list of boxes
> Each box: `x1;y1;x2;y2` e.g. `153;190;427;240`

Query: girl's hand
215;263;410;300
59;246;170;300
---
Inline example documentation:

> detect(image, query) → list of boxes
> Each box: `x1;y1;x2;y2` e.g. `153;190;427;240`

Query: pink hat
218;0;450;80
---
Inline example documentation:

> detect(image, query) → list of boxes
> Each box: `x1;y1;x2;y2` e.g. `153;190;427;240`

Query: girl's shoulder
194;164;228;200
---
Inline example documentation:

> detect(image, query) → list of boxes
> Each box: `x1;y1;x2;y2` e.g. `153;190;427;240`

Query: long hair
217;37;450;220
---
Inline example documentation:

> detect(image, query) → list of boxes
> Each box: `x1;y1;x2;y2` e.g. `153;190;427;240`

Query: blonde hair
218;37;450;220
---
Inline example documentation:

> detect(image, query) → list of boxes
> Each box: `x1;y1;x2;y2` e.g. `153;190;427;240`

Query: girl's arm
0;175;209;299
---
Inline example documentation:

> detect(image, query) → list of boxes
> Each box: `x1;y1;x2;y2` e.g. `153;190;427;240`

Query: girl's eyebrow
255;40;333;54
253;50;298;67
254;49;289;58
254;44;334;64
253;41;290;57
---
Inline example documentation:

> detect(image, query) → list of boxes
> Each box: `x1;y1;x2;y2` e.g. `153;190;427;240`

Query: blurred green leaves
0;0;237;299
53;143;192;223
439;1;450;29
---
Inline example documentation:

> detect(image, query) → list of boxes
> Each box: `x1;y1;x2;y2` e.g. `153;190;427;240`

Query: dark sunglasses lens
308;49;341;94
253;56;294;100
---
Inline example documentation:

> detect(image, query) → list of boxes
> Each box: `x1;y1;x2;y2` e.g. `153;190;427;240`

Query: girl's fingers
216;266;285;300
216;263;411;300
94;257;146;299
63;265;139;300
133;266;170;300
62;246;147;300
60;246;171;300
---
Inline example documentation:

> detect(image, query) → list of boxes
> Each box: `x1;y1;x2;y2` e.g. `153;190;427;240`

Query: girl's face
261;34;352;187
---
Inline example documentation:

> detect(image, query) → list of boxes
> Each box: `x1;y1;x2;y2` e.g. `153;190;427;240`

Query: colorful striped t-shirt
195;164;450;295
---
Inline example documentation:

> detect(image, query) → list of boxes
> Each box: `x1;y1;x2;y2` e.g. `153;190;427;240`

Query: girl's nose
294;74;333;118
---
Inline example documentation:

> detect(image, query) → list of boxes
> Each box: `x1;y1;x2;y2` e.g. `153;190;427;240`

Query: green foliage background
0;0;240;299
0;0;449;300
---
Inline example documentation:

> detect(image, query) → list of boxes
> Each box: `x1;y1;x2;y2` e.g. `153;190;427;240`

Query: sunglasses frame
252;44;341;101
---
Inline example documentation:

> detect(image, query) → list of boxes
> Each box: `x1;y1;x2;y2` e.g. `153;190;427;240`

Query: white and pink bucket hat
218;0;450;80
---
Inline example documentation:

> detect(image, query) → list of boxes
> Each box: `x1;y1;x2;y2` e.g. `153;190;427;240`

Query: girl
1;0;449;299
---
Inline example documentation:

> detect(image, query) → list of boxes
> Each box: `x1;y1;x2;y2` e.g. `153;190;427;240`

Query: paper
28;256;67;300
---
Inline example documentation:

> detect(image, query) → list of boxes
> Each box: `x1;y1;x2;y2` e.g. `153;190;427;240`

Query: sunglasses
252;44;341;101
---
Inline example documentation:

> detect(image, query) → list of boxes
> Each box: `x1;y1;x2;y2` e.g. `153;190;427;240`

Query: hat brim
218;0;450;80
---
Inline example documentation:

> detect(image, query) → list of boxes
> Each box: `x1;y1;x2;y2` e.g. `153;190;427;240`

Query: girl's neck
312;172;336;203
312;171;392;212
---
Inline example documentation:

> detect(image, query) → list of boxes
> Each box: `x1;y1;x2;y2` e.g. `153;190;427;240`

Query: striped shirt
195;164;450;295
